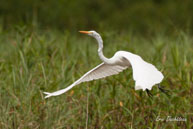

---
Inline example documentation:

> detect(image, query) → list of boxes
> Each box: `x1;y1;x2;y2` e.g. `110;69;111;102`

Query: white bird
44;30;165;98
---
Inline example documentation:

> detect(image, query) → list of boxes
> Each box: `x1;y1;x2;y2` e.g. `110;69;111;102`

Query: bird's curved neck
94;35;113;65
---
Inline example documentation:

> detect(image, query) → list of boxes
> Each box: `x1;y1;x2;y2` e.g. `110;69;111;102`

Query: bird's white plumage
43;30;164;98
80;63;127;82
115;51;164;91
44;63;127;98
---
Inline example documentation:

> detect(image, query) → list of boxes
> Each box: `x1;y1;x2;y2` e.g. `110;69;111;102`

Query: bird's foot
146;89;153;98
158;84;170;96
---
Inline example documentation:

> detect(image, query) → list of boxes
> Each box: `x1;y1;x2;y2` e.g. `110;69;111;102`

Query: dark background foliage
0;0;193;33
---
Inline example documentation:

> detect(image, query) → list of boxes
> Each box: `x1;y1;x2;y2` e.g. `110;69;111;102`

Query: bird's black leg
158;84;170;96
146;89;153;97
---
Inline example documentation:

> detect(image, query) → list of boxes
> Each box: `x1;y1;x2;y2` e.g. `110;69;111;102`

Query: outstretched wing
118;51;164;91
44;63;127;98
78;63;127;83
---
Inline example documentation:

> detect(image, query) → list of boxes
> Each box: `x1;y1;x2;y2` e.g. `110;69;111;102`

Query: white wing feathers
80;63;127;82
120;51;164;91
44;63;127;98
44;50;164;98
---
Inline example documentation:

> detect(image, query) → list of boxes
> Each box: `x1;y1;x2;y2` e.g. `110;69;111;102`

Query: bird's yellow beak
79;31;92;34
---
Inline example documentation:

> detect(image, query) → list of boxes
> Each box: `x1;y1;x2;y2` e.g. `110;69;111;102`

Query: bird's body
44;31;164;98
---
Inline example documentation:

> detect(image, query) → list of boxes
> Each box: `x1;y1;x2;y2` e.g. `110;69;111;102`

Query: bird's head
79;30;100;38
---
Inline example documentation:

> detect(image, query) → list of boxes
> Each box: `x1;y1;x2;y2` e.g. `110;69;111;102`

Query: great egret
44;31;166;98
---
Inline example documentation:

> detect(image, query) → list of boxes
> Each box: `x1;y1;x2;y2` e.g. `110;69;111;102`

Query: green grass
0;28;192;128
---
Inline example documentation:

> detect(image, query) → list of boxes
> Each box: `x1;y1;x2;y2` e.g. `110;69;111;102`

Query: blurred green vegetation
0;0;193;33
0;28;192;128
0;1;193;128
